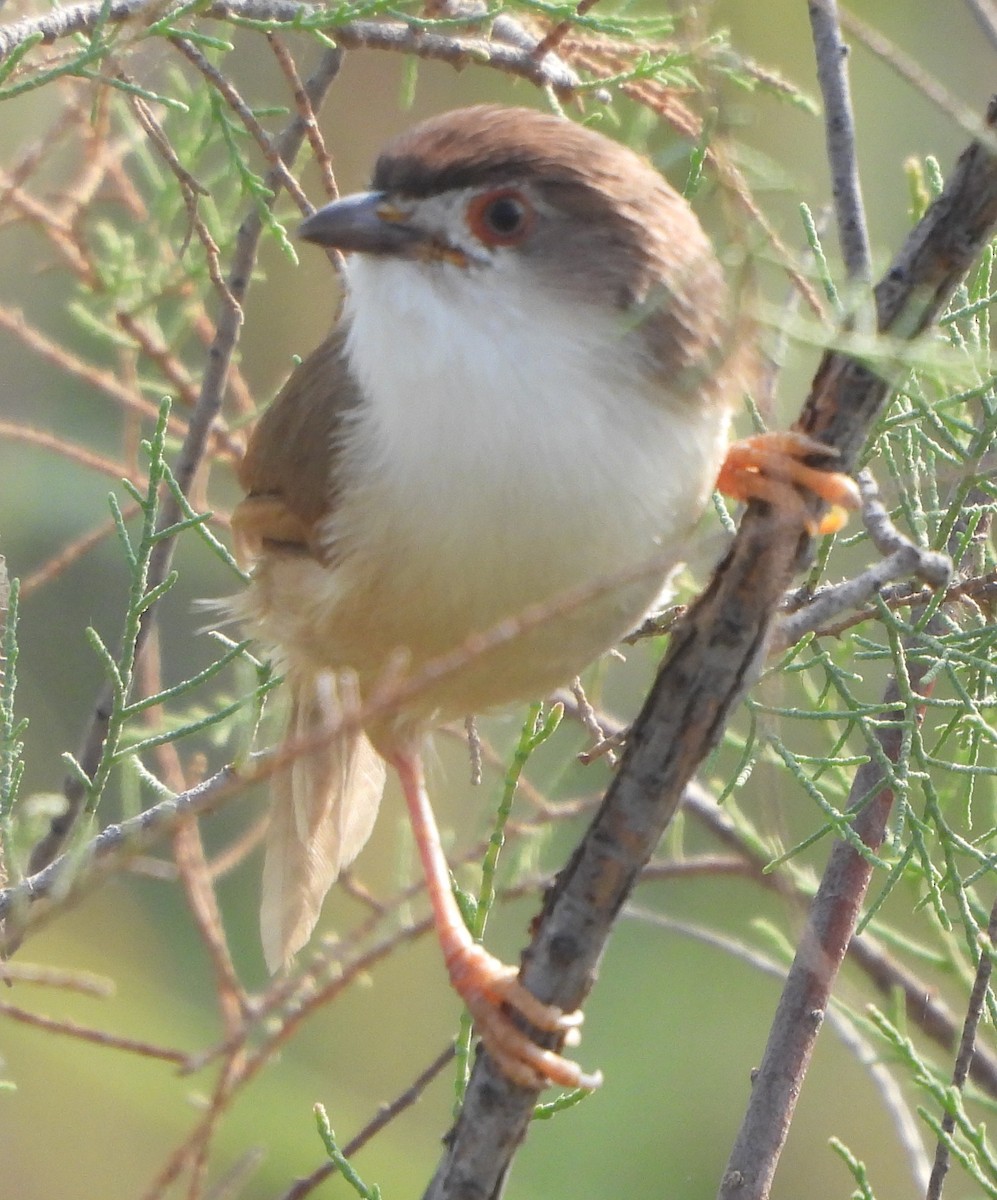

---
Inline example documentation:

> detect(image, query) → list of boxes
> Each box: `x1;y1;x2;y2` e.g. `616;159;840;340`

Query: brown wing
233;325;361;565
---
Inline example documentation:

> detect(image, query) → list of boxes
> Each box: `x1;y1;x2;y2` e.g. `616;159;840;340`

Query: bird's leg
717;431;861;535
390;748;602;1091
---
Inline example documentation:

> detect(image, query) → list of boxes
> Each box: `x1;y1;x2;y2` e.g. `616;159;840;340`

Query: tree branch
808;0;872;286
717;664;935;1200
0;4;580;92
925;892;997;1200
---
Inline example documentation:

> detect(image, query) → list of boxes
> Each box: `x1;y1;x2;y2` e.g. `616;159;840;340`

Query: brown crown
371;106;738;401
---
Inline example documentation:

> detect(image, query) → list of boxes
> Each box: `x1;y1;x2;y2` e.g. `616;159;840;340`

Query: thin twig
0;420;136;482
0;764;242;923
114;313;199;408
0;961;114;995
170;35;310;215
0;999;188;1063
569;676;616;765
0;5;580;92
531;0;605;60
269;35;335;192
784;566;997;641
172;818;251;1026
925;893;997;1200
808;0;872;288
840;6;991;140
128;84;237;311
964;0;997;51
625;907;932;1190
0;306;183;431
773;470;951;649
143;908;443;1198
0;170;95;279
559;690;997;1101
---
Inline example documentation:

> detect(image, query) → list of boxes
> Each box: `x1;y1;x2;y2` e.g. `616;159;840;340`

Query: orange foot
716;431;861;535
446;939;602;1091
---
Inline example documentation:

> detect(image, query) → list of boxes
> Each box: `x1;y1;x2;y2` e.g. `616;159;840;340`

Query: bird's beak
298;192;424;256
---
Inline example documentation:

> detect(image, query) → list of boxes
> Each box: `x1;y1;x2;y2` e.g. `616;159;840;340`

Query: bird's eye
466;188;534;247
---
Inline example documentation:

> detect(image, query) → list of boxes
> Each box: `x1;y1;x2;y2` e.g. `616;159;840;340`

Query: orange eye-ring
465;188;535;247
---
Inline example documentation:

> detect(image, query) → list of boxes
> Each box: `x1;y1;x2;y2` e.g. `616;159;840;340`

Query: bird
231;104;857;1091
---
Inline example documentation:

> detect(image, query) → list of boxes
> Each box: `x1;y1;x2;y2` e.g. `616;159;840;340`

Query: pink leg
390;748;602;1091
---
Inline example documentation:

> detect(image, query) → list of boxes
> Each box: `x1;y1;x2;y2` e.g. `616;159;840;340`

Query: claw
447;941;601;1091
717;431;860;535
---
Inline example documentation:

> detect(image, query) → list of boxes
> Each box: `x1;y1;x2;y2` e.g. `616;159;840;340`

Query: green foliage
871;1007;997;1193
799;202;843;312
60;402;240;815
314;1105;383;1200
829;1137;878;1200
0;397;270;879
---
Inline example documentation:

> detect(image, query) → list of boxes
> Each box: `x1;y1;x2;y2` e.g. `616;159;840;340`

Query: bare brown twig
925;893;997;1200
808;0;872;288
127;83;236;311
0;999;188;1063
0;306;182;431
840;6;990;139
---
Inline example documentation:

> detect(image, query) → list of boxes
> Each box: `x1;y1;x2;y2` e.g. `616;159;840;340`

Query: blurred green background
0;2;993;1198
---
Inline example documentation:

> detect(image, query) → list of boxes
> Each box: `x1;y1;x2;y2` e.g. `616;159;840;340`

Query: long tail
259;670;386;973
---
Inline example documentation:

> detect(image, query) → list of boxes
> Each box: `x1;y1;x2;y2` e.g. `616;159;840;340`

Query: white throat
343;253;646;486
333;252;730;634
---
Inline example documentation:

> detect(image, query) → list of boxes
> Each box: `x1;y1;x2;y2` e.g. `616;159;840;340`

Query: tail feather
260;671;386;973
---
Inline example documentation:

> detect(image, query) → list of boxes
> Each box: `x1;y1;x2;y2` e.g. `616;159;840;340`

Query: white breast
346;255;724;566
292;251;730;715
